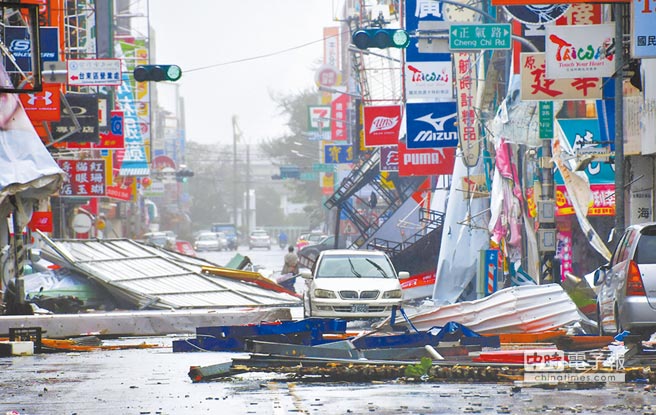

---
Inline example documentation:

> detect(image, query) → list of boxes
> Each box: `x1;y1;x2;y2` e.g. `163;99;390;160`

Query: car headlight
382;289;402;299
313;289;337;299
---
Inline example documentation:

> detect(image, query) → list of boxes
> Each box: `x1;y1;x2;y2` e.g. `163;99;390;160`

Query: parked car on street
594;222;656;336
300;249;408;319
194;232;222;251
249;229;271;250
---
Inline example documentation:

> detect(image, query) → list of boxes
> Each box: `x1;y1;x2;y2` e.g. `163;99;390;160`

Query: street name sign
449;23;512;51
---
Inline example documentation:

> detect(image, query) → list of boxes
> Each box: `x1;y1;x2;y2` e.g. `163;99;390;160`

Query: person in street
278;231;288;248
280;245;299;292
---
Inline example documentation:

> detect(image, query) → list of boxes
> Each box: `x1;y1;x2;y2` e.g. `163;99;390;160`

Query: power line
184;30;349;73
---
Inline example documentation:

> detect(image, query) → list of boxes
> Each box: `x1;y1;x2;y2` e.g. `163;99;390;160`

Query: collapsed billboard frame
0;1;42;93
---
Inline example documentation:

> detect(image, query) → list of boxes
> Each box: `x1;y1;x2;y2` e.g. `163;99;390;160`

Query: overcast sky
148;0;340;146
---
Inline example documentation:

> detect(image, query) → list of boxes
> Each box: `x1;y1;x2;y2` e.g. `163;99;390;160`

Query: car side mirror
299;269;313;279
398;271;409;279
593;265;609;286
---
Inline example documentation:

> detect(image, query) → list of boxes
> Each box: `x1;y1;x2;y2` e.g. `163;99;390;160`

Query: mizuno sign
406;102;459;149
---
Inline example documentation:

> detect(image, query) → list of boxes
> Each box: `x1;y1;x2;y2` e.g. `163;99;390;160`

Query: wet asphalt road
2;336;656;415
2;248;656;414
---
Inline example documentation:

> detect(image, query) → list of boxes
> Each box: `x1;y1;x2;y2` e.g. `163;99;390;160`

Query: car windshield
316;255;395;278
252;231;267;237
198;234;217;241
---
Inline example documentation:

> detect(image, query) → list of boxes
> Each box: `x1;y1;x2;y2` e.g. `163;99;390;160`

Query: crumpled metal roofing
36;234;300;310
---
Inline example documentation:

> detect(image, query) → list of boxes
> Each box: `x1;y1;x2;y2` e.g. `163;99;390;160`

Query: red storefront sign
331;93;349;141
363;105;402;147
28;211;54;232
398;143;456;177
57;159;106;197
555;184;616;216
19;83;61;121
106;185;132;201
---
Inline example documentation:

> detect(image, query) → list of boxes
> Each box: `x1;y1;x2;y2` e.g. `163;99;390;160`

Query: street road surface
2;245;656;414
1;336;655;415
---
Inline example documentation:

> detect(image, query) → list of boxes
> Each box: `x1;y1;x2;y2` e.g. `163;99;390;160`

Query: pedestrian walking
280;245;299;292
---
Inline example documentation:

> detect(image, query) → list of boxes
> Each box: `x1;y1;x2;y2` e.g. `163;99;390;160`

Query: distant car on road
249;229;271;250
143;231;174;248
211;223;239;250
194;232;222;251
300;249;408;319
595;222;656;336
296;231;326;251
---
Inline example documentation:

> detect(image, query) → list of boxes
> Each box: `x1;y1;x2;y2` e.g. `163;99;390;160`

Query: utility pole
613;3;626;247
245;144;251;235
232;115;239;226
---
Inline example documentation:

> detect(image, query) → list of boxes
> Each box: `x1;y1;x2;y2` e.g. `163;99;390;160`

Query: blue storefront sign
324;144;354;164
632;0;656;58
406;101;458;149
404;0;450;62
554;118;615;185
5;26;59;72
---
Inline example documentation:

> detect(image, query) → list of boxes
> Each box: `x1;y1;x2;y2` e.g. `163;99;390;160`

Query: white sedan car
301;249;407;320
249;229;271;249
194;232;221;251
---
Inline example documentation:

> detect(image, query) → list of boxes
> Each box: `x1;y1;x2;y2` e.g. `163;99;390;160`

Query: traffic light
352;28;409;50
176;168;194;183
133;65;182;82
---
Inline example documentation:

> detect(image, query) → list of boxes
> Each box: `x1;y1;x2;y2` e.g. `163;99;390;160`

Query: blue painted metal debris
172;318;348;352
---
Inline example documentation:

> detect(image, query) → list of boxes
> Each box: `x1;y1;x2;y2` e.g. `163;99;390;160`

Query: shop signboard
406;101;458;149
398;143;456;176
324;144;353;164
632;0;656;58
520;53;602;101
58;159;106;197
544;24;615;79
363;105;402;147
380;145;399;172
404;60;453;101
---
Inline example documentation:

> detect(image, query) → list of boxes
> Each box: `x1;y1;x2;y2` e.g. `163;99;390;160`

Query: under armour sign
19;83;61;122
406;101;458;149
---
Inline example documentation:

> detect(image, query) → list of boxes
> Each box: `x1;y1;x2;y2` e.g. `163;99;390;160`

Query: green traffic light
351;28;409;50
133;64;182;82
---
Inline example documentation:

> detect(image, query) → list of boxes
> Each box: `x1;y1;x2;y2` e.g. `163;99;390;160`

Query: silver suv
594;222;656;336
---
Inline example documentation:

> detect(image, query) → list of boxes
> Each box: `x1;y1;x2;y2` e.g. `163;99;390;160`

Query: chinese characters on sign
58;159;106;197
454;52;480;166
632;0;656;58
404;60;453;101
521;53;602;100
67;59;122;86
324;144;353;164
539;101;554;139
331;93;349;141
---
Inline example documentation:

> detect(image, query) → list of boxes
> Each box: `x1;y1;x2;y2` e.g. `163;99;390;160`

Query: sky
148;0;341;146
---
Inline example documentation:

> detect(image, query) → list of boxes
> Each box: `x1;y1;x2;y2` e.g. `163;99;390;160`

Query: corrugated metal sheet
378;284;582;334
37;235;300;310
